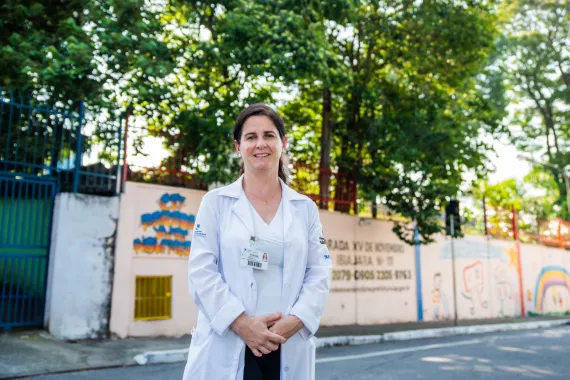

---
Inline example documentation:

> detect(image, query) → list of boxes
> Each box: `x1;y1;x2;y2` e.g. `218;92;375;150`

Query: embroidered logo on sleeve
319;229;327;245
324;254;330;259
194;224;207;238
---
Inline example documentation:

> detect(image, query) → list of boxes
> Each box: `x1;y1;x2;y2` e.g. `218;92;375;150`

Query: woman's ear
234;140;241;156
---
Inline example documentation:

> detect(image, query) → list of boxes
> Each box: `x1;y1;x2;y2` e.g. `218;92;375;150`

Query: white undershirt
248;199;285;316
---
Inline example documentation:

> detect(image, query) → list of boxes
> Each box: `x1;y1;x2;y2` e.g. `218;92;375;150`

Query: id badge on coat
240;246;269;270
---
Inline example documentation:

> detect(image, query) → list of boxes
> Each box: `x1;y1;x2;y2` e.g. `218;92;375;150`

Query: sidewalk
2;316;569;379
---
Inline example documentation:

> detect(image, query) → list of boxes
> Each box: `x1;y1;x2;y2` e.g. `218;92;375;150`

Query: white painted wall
420;234;455;322
320;212;357;326
107;182;570;338
110;182;201;338
44;193;119;340
353;220;416;324
421;235;523;321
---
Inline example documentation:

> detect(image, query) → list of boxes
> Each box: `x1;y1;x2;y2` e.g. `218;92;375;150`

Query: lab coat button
284;283;289;288
284;366;289;372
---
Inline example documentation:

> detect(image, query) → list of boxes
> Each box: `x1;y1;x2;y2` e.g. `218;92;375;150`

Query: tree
281;0;505;243
0;0;178;176
152;0;337;185
522;166;561;218
0;0;176;108
496;0;570;218
470;179;523;239
469;172;561;240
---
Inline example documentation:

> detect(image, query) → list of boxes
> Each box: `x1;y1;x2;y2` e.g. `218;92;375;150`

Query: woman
183;104;332;380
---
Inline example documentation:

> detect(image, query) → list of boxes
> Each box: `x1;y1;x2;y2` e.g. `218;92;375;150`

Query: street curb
134;349;188;365
315;319;570;348
133;319;570;365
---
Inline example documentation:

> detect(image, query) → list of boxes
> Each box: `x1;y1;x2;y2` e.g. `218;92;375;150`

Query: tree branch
545;16;570;88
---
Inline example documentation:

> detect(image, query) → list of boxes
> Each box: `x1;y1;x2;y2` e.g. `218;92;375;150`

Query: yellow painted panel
134;276;172;321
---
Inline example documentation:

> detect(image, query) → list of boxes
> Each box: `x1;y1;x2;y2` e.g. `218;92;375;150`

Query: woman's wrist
230;312;247;334
289;315;304;329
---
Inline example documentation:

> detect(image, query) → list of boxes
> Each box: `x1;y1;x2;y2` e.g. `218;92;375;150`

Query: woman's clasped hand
231;312;285;357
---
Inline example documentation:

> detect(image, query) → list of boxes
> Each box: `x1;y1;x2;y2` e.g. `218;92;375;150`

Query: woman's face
235;115;287;175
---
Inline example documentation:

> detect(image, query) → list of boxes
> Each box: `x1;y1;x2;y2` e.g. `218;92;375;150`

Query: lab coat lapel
281;180;302;309
281;180;300;237
221;176;255;237
231;194;255;237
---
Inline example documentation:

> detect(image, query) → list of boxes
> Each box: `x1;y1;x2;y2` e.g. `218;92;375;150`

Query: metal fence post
114;113;124;195
121;108;130;193
73;102;85;193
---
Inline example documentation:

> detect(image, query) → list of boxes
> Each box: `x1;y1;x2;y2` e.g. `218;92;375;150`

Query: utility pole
450;217;459;326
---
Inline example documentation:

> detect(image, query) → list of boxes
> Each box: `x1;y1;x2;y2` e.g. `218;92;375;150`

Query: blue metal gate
0;174;55;331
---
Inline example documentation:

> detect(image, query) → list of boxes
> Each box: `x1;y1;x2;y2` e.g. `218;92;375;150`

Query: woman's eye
247;135;255;140
265;134;275;139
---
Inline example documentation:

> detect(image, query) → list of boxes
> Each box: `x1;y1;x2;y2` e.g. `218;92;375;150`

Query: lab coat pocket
281;331;314;379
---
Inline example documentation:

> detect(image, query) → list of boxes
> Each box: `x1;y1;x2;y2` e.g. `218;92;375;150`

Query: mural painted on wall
461;260;489;315
435;239;521;318
494;264;514;317
533;266;570;313
133;193;195;256
431;272;450;320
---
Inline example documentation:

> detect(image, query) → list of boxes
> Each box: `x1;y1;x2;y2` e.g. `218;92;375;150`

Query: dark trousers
244;345;281;380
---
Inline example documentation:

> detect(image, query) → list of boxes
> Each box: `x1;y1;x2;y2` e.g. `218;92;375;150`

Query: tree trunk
333;168;351;213
334;89;360;214
319;87;332;209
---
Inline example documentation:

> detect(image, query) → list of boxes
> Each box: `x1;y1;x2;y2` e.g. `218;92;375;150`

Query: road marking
316;339;483;364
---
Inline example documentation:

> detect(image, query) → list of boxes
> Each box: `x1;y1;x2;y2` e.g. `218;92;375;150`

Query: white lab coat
182;176;332;380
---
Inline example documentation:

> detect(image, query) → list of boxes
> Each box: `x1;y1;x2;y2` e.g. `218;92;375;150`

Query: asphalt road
23;326;570;379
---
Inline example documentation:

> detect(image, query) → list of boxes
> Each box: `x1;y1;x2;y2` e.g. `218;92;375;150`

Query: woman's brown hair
233;103;288;183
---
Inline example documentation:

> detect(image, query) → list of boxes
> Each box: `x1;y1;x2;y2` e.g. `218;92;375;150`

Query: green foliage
522;166;561;218
472;179;523;210
469;173;560;239
0;0;176;109
494;0;570;219
281;0;505;243
1;0;512;244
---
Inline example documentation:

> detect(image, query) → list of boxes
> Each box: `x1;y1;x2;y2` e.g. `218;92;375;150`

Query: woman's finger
250;347;263;357
258;346;271;355
267;331;287;344
263;341;278;352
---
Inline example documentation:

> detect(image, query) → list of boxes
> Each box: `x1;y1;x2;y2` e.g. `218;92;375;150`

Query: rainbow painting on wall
534;266;570;313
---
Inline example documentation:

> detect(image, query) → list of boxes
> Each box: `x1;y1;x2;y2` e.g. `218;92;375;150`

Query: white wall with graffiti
320;217;417;326
419;234;455;321
110;182;202;338
421;235;523;321
108;182;569;338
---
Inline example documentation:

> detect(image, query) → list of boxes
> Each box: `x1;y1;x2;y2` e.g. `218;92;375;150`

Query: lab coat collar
218;175;305;201
221;175;304;236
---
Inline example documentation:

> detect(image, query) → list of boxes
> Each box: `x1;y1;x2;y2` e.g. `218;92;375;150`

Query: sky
488;138;531;183
126;122;531;185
